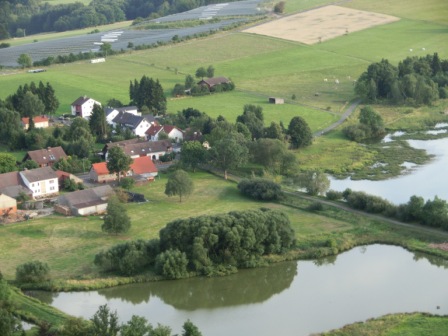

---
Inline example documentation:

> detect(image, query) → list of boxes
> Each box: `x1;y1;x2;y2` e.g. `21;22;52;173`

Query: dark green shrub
155;249;188;279
237;178;282;201
16;261;50;283
326;190;343;201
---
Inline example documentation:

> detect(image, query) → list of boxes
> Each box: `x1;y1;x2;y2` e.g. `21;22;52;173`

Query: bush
326;190;343;201
155;249;188;279
237;178;283;201
16;261;50;283
307;202;323;211
119;177;135;190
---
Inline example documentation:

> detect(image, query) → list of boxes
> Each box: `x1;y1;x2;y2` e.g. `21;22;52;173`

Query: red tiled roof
91;162;110;175
21;116;49;125
145;124;163;136
130;156;157;174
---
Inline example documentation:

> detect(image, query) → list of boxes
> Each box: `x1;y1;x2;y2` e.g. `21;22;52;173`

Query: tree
102;196;131;235
209;132;249;179
206;65;215;78
165;169;194;202
250;138;297;175
182;320;202;336
290;170;330;196
17;53;32;68
43;82;60;115
89;104;108;140
107;147;132;182
121;315;152;336
358;105;385;138
236;105;264;139
0;153;17;173
195;67;207;79
90;304;120;336
180;141;207;172
264;121;284;141
15;260;50;283
60;317;91;336
100;42;112;57
288;116;313;149
18;91;45;118
184;75;195;90
0;279;23;336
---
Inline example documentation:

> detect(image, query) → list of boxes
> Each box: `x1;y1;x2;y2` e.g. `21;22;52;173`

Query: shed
0;193;17;216
269;97;284;104
56;185;114;216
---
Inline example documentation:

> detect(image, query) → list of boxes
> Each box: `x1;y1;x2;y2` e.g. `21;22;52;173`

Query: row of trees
327;188;448;231
95;208;296;277
355;53;448;105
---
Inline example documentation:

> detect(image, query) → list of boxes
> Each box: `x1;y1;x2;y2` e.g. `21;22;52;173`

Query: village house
56;185;114;216
0;171;33;199
103;139;172;160
0;193;17;216
105;106;140;124
145;124;184;143
21;116;49;130
89;156;158;183
23;146;67;168
19;166;59;199
111;112;152;138
71;96;101;119
197;76;231;90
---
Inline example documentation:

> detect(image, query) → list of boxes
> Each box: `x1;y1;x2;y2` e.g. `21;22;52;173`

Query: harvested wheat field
243;5;400;45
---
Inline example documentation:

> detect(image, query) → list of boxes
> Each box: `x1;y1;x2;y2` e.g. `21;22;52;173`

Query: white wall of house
76;203;108;216
71;99;101;119
106;110;120;124
20;176;59;199
134;120;151;137
168;128;184;143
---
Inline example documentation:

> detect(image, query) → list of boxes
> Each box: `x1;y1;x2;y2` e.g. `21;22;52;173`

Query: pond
329;137;448;204
37;245;448;336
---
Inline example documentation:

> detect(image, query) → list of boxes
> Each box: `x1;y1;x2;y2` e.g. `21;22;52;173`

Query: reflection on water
98;260;297;308
41;245;448;336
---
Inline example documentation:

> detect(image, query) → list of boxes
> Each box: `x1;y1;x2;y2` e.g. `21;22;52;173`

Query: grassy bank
319;313;448;336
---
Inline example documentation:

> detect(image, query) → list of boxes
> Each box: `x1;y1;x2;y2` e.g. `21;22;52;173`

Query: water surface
44;245;448;336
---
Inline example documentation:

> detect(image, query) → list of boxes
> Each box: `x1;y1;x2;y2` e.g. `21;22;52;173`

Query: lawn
0;171;355;280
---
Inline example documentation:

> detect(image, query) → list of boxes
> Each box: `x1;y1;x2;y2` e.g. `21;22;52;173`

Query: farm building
197;77;231;90
103;139;172;160
56;185;114;216
269;97;284;104
21;116;49;130
0;193;17;216
90;156;158;183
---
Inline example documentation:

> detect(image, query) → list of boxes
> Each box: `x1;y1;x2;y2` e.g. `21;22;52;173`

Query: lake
329;137;448;204
40;245;448;336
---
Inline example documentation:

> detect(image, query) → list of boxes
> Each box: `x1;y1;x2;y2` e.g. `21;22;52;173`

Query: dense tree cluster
339;188;448;230
237;178;283;201
343;106;386;142
129;75;166;114
0;278;24;336
95;208;296;277
355;53;448;105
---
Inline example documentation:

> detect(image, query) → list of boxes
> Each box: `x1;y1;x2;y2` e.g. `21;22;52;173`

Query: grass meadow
0;171;355;280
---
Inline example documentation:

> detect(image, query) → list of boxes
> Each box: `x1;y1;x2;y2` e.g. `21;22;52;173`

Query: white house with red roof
145;125;184;142
71;96;101;119
21;116;49;130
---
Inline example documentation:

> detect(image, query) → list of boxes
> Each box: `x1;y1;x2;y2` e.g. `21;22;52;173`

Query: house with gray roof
105;106;139;124
56;185;114;216
71;96;101;119
103;139;172;160
112;111;153;137
0;172;32;199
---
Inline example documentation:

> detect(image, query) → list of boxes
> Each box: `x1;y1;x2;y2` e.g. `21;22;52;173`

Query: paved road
313;98;361;137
